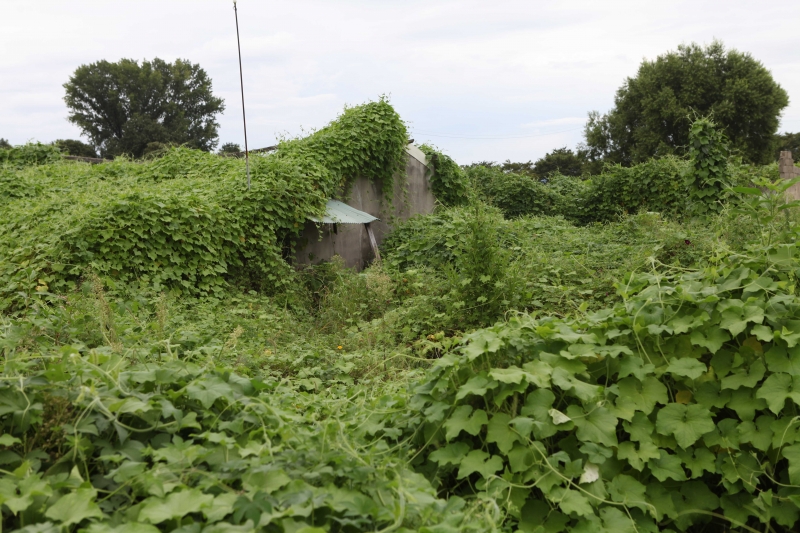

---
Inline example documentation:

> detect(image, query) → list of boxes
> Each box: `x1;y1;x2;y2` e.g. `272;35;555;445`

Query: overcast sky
2;0;799;163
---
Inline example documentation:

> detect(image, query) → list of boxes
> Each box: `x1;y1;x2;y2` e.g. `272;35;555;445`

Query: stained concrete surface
294;145;435;269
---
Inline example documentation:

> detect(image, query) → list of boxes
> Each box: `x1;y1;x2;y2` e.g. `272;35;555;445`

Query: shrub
468;165;561;219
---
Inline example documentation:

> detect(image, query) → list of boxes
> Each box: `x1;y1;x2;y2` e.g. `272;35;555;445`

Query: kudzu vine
385;183;800;532
0;99;409;311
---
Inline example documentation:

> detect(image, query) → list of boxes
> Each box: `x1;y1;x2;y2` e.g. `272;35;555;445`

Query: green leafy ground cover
4;105;800;532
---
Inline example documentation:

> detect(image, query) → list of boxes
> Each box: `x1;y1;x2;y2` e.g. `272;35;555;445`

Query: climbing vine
0;99;409;311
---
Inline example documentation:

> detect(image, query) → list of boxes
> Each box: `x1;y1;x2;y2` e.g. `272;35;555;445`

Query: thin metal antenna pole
233;0;250;190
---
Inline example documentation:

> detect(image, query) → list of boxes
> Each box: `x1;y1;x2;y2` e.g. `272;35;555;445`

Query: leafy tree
499;160;536;175
53;139;97;158
774;132;800;160
63;58;225;159
0;138;10;149
218;142;242;155
585;41;789;165
533;147;588;177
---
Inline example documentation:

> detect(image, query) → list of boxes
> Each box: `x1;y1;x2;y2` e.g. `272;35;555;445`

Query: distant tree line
4;41;797;168
496;40;795;179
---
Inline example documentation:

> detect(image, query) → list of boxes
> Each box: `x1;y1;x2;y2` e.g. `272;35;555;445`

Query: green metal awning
308;199;379;224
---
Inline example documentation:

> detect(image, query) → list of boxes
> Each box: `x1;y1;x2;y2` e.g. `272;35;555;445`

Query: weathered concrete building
294;144;435;269
780;151;800;201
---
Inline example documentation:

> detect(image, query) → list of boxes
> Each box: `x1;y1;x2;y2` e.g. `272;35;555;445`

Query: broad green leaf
138;489;214;524
551;487;594;517
780;325;800;348
755;373;800;414
726;387;766;421
783;444;800;485
676;447;716;478
0;435;20;446
444;406;488;441
690;326;730;353
694;381;731;409
600;507;638;533
509;416;535;440
666;358;706;380
771;417;800;448
566;405;618;447
520;389;561;438
429;442;470;467
456;450;503;480
680;481;719;513
614;376;668;420
617;440;660;471
579;442;612;464
552;367;601;402
45;488;104;526
488;367;527;384
655;403;715;448
521;360;553;388
618;355;655;380
507;443;536;473
608;475;647;511
720;359;765;390
242;469;291;494
486;413;520;454
647;450;686;481
751;324;773;342
738;415;774;452
623;412;655;443
186;377;233;409
455;373;497;400
765;345;800;375
202;492;238;522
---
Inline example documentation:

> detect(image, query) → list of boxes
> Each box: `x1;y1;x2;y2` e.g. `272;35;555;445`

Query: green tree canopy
218;142;242;155
775;132;800;160
53;139;97;158
584;41;789;165
533;147;588;177
0;138;10;149
64;58;225;159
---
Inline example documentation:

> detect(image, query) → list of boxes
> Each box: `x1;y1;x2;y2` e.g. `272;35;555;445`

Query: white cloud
1;0;798;162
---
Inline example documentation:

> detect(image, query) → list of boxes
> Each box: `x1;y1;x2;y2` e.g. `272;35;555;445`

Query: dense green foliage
0;100;407;312
467;119;761;224
0;142;62;168
686;117;731;216
584;41;789;165
418;145;470;206
467;156;690;222
6;98;800;532
531;147;589;177
64;58;225;158
396;182;800;532
53;139;98;158
775;132;800;160
218;142;242;155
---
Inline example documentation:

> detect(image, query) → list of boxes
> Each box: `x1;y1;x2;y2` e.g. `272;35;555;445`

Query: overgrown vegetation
5;102;800;532
0;99;407;312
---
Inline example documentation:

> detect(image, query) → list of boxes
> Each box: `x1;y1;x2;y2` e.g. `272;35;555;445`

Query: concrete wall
780;151;800;201
294;144;435;269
